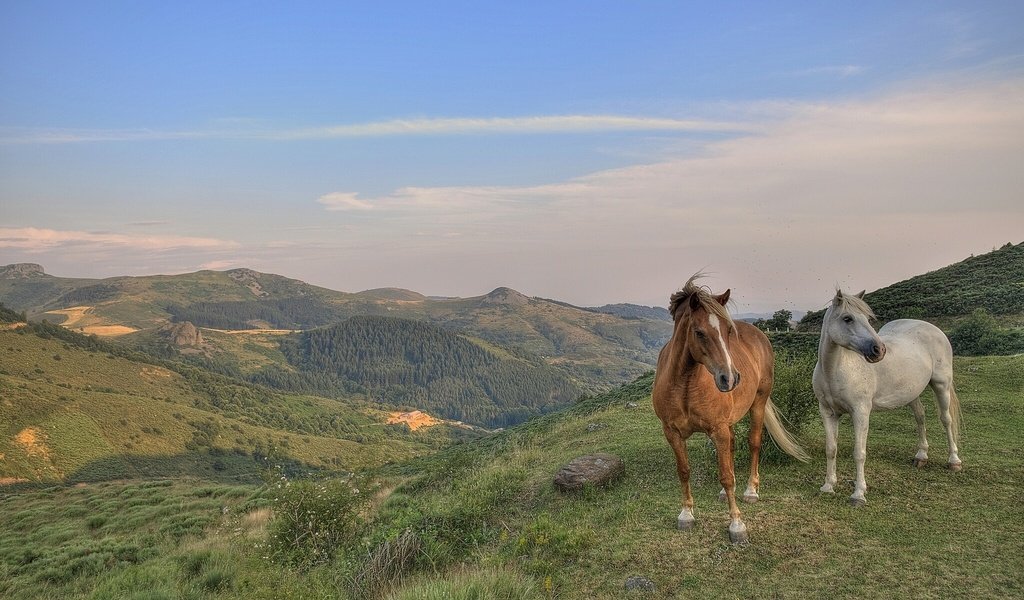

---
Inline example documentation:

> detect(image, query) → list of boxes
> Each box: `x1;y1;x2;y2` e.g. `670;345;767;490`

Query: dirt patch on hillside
0;322;27;330
141;366;174;380
46;306;138;336
46;305;92;327
0;477;30;486
15;427;54;463
80;325;138;336
203;328;299;335
387;410;442;431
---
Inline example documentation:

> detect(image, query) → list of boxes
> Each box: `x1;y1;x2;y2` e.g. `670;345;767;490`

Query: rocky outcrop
0;263;45;278
227;268;270;297
160;321;204;347
553;453;624;492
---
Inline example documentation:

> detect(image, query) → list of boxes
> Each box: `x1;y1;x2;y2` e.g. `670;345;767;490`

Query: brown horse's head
669;276;740;392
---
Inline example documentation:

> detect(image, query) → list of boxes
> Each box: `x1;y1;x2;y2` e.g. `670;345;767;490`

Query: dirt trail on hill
46;305;138;336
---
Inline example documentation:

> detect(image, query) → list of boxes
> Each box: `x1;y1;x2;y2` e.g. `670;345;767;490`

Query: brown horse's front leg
664;426;695;530
745;402;765;503
711;426;748;543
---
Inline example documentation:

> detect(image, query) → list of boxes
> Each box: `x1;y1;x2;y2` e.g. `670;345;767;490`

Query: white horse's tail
948;383;962;445
764;399;810;462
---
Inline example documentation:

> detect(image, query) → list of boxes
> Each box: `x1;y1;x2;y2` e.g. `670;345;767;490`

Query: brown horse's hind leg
664;426;696;530
711;426;747;543
745;401;766;503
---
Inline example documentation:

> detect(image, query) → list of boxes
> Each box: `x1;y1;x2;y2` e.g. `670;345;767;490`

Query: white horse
812;290;962;506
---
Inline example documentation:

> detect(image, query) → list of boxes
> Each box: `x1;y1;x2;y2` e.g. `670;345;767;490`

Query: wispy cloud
312;79;1024;307
789;65;866;78
317;192;376;211
0;115;753;145
0;227;239;252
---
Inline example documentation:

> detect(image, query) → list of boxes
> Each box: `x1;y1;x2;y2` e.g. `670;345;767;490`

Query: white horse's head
824;290;886;363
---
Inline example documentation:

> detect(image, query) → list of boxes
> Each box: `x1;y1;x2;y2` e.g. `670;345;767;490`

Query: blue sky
2;2;1023;311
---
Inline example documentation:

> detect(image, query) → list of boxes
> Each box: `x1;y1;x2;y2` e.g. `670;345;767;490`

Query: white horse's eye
842;316;853;323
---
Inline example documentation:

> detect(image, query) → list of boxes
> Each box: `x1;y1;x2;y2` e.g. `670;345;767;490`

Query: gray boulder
553;453;624;492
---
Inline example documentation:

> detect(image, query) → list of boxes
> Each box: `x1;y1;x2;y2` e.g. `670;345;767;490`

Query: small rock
586;422;608;432
624;576;655;592
553;453;624;492
625;402;638;409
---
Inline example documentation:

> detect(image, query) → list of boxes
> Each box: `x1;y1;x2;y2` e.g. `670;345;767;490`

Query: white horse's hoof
849;496;866;508
820;484;835;494
728;520;748;544
948;462;963;472
677;508;695;530
742;493;759;504
911;458;928;468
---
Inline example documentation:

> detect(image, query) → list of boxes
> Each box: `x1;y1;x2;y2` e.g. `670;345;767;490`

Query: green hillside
2;354;1020;599
799;241;1024;329
279;316;582;428
1;266;673;395
0;324;467;485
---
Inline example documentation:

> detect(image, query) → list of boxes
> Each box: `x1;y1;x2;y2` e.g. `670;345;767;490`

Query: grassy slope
800;241;1024;329
370;355;1023;599
0;355;1019;599
0;329;449;484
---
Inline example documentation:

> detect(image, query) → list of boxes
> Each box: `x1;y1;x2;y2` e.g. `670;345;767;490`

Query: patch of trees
949;309;1024;356
166;297;342;329
282;316;582;428
0;302;26;323
55;283;122;306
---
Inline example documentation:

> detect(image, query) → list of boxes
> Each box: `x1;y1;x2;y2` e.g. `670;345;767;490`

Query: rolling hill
0;265;673;393
798;240;1024;329
0;322;474;485
278;316;582;428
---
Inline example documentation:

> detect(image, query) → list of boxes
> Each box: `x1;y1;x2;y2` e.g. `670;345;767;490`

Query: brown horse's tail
947;383;962;445
764;399;810;462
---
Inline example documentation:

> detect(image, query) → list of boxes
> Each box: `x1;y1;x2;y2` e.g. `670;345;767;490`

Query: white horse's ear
856;290;866;299
716;289;731;306
833;289;843;304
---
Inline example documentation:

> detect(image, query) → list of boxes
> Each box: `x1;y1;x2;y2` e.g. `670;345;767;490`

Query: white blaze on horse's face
689;308;741;393
826;299;886;364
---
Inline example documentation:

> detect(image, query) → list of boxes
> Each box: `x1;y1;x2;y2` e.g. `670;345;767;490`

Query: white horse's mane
832;291;876;320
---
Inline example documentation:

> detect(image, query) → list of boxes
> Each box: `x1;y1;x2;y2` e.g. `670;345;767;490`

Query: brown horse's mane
668;273;734;325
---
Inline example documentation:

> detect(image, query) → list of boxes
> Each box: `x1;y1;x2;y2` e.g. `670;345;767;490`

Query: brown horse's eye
695;330;706;339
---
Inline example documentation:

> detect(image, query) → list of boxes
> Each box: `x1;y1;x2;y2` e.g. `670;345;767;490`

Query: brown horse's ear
715;289;730;306
689;291;702;311
856;290;866;299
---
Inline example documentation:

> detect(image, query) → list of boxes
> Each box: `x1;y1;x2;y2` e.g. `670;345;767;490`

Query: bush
950;309;1024;356
268;475;371;568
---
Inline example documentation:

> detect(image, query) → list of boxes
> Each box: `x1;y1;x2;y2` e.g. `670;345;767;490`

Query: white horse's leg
909;398;929;468
849;409;870;507
819;402;839;494
932;381;962;471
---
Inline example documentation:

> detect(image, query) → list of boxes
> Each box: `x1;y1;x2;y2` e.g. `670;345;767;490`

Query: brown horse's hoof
948;462;963;472
728;520;748;544
677;508;695;531
742;494;759;504
911;458;927;468
849;497;866;508
718;489;727;503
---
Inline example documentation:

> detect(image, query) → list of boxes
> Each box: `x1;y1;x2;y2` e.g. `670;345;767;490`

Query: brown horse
653;275;808;543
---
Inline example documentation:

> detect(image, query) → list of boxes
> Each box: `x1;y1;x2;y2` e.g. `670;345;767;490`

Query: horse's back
878;319;953;364
873;319;954;406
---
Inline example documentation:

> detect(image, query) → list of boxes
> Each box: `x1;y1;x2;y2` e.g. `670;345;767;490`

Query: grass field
0;355;1020;599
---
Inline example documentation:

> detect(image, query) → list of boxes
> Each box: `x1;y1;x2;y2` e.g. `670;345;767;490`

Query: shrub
268;475;371;568
950;309;1024;356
